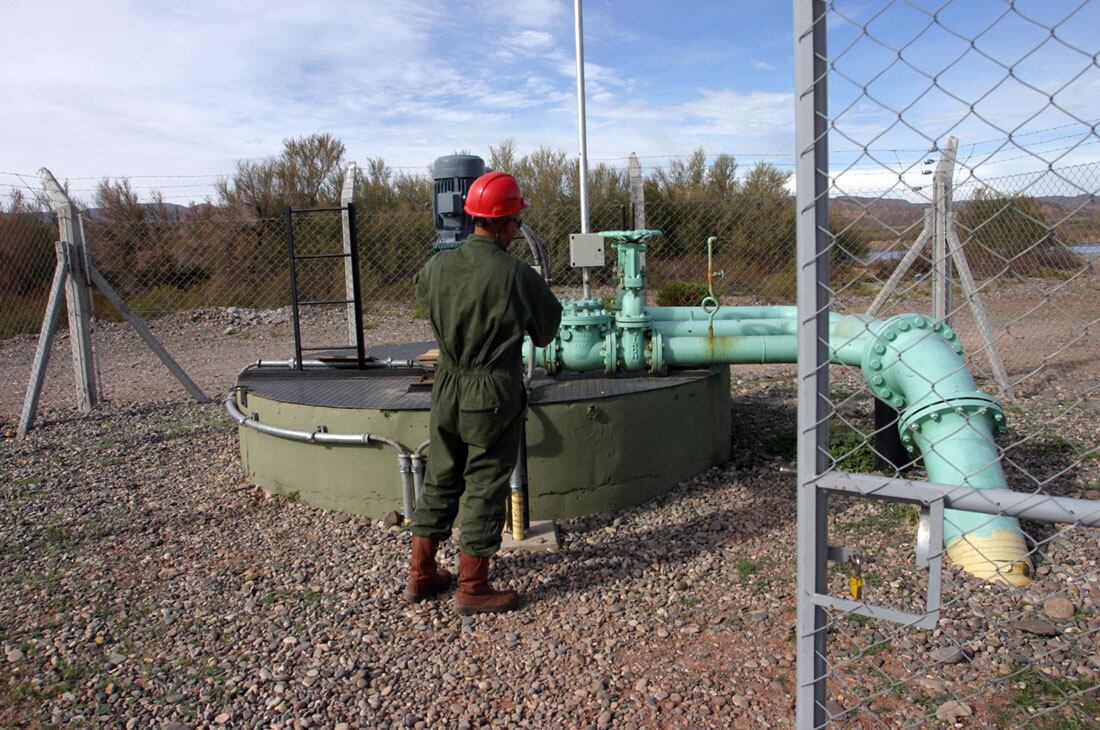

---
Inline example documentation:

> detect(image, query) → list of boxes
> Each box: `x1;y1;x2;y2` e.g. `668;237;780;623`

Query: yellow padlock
848;553;864;600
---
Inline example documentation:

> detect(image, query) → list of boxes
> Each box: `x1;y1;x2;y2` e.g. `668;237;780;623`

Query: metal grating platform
236;341;720;411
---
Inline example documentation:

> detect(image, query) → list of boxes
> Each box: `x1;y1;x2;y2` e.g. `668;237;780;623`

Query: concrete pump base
235;343;730;520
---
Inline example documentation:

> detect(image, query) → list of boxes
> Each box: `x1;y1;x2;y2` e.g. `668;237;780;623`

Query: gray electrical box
569;233;605;268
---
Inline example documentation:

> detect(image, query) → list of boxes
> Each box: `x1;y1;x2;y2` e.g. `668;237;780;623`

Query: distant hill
833;193;1100;242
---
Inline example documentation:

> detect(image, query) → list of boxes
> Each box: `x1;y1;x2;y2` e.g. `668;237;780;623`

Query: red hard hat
463;171;529;218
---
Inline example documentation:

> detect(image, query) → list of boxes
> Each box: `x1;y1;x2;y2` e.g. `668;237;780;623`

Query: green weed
656;280;708;307
1005;668;1100;729
736;558;760;585
41;525;72;551
767;423;879;473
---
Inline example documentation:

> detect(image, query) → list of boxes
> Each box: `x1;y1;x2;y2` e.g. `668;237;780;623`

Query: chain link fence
794;0;1099;727
4;166;1096;407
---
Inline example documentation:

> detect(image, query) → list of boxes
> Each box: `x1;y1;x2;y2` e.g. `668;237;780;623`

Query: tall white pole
574;0;592;297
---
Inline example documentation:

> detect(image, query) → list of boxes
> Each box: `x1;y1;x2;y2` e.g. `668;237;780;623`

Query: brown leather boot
454;551;519;615
405;535;452;602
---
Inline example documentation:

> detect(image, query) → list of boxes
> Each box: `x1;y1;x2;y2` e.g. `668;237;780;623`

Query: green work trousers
410;369;524;556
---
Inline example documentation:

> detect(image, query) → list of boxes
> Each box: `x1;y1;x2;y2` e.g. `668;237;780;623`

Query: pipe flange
648;331;666;375
897;393;1006;454
543;337;561;376
615;312;651;328
603;330;618;375
860;313;965;409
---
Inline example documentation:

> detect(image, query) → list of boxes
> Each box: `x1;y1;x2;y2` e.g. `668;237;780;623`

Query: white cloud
3;0;1095;208
487;0;569;28
515;30;556;48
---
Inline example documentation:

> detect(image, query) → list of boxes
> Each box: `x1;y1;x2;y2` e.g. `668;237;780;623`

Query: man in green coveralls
405;171;562;614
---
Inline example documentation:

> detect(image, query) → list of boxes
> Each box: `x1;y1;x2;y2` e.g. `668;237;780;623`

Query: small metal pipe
252;358;415;369
410;454;425;502
285;205;304;371
509;339;537;540
224;392;414;514
510;427;528;541
398;454;414;524
411;439;430;513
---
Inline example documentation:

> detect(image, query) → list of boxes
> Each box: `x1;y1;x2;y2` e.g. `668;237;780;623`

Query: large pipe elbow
848;313;1031;586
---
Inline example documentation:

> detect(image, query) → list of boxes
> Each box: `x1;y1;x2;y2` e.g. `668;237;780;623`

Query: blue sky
2;0;1098;204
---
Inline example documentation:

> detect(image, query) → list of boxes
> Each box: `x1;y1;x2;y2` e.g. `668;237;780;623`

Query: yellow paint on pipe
945;530;1032;587
512;492;526;541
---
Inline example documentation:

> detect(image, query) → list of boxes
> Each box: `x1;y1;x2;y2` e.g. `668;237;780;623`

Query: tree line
0;132;1085;338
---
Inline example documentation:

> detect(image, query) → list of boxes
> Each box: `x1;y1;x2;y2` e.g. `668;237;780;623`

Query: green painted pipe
524;306;1029;584
555;230;1030;584
852;313;1029;585
653;318;800;337
646;305;804;321
663;334;801;365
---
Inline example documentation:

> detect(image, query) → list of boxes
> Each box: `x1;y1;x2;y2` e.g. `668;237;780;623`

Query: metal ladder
284;203;366;369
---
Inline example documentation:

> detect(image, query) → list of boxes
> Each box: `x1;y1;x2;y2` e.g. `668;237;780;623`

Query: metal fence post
341;162;359;347
793;1;830;727
932;137;958;324
40;167;97;412
18;241;71;437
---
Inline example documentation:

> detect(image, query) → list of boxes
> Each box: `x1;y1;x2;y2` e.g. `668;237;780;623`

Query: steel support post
793;1;831;727
574;0;592;298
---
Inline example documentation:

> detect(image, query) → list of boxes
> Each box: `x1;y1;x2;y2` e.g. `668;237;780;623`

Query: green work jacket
415;235;562;445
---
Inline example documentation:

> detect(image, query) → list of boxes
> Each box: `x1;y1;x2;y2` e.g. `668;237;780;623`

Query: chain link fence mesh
797;0;1099;727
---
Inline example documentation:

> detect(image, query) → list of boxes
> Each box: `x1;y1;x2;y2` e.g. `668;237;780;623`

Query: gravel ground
2;378;1097;728
1;293;1098;728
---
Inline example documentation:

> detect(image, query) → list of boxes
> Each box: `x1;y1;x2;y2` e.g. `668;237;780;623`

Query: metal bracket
915;505;932;568
815;486;943;630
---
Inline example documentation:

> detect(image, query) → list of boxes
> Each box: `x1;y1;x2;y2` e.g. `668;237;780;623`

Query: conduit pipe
411;439;431;502
224;391;418;523
252;357;416;369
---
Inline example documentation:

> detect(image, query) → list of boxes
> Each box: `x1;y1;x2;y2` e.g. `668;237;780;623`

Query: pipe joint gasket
647;331;666;375
860;313;965;409
897;393;1006;454
543;337;561;375
603;330;618;375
